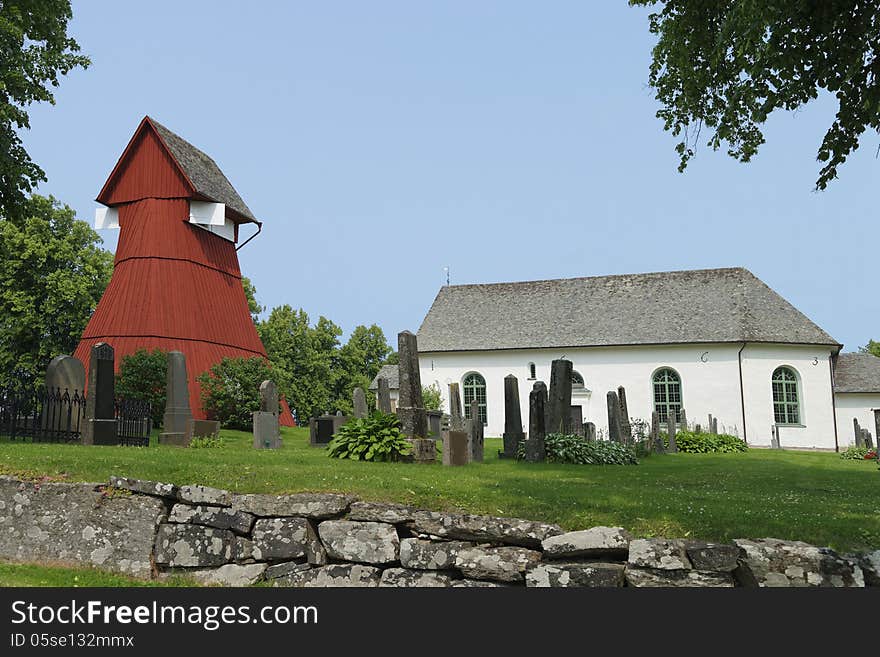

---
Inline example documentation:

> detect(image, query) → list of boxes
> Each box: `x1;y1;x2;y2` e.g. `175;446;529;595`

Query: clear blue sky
23;1;877;352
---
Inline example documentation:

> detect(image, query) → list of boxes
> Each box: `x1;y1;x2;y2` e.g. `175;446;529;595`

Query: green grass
1;427;878;551
0;561;197;587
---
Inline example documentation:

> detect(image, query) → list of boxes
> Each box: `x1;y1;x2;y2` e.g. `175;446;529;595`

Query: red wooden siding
77;118;294;426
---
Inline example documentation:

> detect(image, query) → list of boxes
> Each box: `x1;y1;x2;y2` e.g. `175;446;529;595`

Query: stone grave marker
82;343;117;445
353;387;368;419
310;414;348;446
443;430;469;466
680;408;688;432
468;398;484;462
651;411;664;453
711;416;718;435
159;351;193;447
606;391;622;443
667;412;678;453
526;381;547;462
875;410;880;461
253;380;281;449
397;331;434;462
376;377;392;414
546;359;573;435
854;418;864;448
584;421;596;442
448;382;464;431
617;385;632;444
862;429;873;450
45;355;85;393
500;375;525;459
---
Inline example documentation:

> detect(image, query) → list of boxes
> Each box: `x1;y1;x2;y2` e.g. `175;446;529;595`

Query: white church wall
740;344;836;450
834;393;880;448
420;342;838;450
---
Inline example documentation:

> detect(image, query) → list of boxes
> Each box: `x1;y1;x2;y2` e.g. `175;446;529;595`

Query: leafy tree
0;195;113;387
1;1;90;220
422;383;443;411
860;340;880;358
631;1;880;189
241;276;263;324
383;351;400;366
115;349;167;426
331;324;392;414
197;356;273;430
258;306;340;422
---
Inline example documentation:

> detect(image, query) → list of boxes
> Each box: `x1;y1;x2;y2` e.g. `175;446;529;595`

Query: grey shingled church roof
151;118;258;224
417;268;839;352
834;353;880;393
369;364;399;391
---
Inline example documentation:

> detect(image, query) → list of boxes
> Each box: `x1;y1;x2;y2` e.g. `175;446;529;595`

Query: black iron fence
0;387;152;446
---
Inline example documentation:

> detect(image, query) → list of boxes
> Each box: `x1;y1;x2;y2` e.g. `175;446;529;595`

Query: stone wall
1;475;877;587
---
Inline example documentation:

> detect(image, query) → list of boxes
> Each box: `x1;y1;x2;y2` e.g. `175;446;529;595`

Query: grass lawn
0;561;197;587
1;427;878;552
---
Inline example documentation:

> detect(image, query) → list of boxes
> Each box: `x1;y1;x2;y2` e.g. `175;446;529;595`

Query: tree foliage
422;383;443;411
0;195;113;387
241;276;263;324
197;356;274;430
0;1;90;220
631;1;880;189
860;340;880;358
115;348;167;426
257;306;393;422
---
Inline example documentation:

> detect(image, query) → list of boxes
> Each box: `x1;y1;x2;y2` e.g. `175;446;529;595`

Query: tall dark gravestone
159;351;192;446
376;377;392;414
617;385;631;444
679;408;688;432
546;359;573;435
82;343;117;445
397;331;434;463
854;418;864;448
874;410;880;462
584;422;596;442
448;382;464;431
526;381;547;462
607;391;622;443
500;375;525;458
651;411;664;453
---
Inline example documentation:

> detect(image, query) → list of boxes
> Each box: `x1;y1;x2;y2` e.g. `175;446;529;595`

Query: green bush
197;357;274;430
422;383;443;411
664;430;748;453
327;411;412;462
516;433;639;465
115;349;167;426
839;445;872;460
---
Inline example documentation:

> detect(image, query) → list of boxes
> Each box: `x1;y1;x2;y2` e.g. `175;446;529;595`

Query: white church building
415;267;879;450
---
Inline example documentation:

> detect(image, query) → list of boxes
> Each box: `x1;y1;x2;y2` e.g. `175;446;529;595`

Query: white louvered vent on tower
94;207;119;230
189;201;234;242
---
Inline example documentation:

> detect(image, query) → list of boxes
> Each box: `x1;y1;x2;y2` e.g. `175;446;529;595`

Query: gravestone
708;414;714;435
606;391;622;443
187;419;220;441
862;429;874;450
770;425;780;449
617;386;631;444
500;375;525;459
442;430;469;466
42;355;86;432
651;411;664;453
679;408;688;432
584;422;596;442
695;423;702;433
397;331;428;440
448;382;464;431
525;381;547;462
159;351;193;447
667;412;678;453
711;417;718;435
44;355;85;393
546;360;573;434
875;410;880;461
253;380;281;449
468;399;484;462
854;418;864;448
376;377;392;414
310;414;348;446
352;387;368;419
426;410;442;438
397;331;434;463
81;343;117;445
